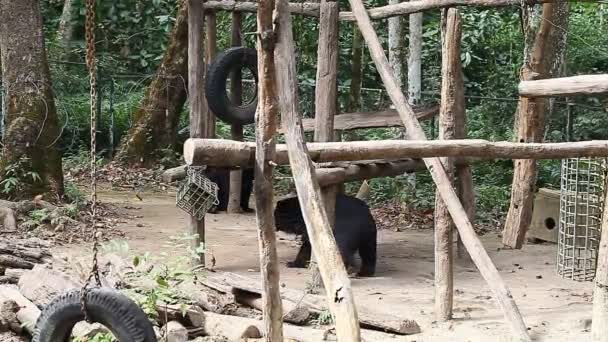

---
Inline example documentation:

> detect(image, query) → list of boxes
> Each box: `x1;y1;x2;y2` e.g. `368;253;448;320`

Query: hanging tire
205;46;258;125
32;288;156;342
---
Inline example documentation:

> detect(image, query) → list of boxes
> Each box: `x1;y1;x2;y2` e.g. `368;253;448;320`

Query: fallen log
184;138;608;167
156;303;205;328
233;288;311;325
519;74;608;97
202;310;407;341
201;271;420;335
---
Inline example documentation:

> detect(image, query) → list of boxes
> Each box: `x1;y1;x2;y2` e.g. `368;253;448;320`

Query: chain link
81;0;102;323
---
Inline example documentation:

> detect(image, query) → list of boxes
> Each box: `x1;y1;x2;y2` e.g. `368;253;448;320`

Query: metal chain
81;0;101;323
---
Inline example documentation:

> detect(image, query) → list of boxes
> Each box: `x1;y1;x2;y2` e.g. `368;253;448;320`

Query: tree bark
116;0;189;165
187;0;208;266
274;0;361;338
0;0;64;198
592;187;608;341
348;27;364;112
502;1;569;249
254;0;285;338
228;11;244;213
346;0;530;338
57;0;75;55
519;74;608;97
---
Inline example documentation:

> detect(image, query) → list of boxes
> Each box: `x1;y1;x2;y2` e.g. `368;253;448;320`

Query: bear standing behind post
205;167;255;213
274;194;377;277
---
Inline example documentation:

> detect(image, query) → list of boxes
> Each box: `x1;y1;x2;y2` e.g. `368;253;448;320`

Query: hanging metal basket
176;166;219;220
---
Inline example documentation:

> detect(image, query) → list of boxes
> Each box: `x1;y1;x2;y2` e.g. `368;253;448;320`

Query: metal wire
176;167;220;220
557;157;607;282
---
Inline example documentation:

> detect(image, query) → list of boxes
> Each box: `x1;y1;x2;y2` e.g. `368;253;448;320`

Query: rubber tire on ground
205;46;258;125
32;288;157;342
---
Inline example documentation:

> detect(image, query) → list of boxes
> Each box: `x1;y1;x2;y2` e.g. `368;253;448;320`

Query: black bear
205;167;254;213
274;194;377;277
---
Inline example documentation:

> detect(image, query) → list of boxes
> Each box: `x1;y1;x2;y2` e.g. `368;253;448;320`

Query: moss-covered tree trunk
0;0;64;198
116;0;188;165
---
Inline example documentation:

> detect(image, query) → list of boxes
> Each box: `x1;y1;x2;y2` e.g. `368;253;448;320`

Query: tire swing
205;46;258;125
32;2;156;341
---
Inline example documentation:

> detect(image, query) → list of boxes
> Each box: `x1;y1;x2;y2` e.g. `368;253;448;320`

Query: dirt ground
55;190;594;342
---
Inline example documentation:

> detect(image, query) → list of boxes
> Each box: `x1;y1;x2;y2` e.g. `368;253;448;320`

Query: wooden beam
184;138;608;167
254;0;285;338
519;74;608;97
311;0;340;292
434;8;462;322
316;159;424;186
228;10;244;213
205;11;217;138
201;0;584;21
279;106;438;133
592;188;608;341
274;0;361;338
187;0;207;266
346;0;531;339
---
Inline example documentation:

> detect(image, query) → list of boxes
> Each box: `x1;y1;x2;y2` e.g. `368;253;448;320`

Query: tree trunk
228;11;244;213
116;0;188;165
406;9;423;193
347;27;363;112
57;0;75;54
502;2;569;249
0;0;64;198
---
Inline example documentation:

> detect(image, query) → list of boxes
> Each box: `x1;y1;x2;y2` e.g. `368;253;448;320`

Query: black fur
205;167;254;213
274;194;377;277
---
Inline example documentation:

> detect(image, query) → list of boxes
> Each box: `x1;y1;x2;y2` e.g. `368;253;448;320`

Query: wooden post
592;188;608;341
346;0;530;339
434;8;463;322
502;2;569;249
188;0;207;266
311;0;340;291
254;0;284;338
205;11;217;138
228;10;244;213
274;0;361;339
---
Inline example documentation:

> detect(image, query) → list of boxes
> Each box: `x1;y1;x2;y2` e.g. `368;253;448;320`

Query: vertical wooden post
312;0;340;291
346;0;530;339
592;188;608;341
348;27;363;112
254;0;284;339
188;0;207;266
205;10;217;139
434;8;464;322
502;2;569;249
228;10;244;213
274;0;361;339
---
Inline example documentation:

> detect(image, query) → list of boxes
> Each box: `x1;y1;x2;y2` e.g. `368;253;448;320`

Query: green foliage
0;158;42;199
64;181;86;206
312;310;334;326
35;1;608;215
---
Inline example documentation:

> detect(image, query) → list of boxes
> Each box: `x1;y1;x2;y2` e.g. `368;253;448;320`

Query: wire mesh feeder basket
176;166;219;220
557;157;607;281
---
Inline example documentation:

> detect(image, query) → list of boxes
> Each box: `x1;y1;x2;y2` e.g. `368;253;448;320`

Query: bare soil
55;190;593;342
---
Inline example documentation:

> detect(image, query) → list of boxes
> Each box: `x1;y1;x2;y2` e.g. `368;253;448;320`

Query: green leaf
133;255;140;267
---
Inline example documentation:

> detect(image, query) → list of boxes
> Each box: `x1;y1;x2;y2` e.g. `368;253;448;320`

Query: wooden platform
278;105;438;133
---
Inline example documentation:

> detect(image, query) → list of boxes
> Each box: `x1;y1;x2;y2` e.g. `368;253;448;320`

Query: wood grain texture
274;0;361;338
184;138;608;167
346;0;530;338
187;0;207;266
592;188;608;341
253;0;285;338
520;74;608;97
